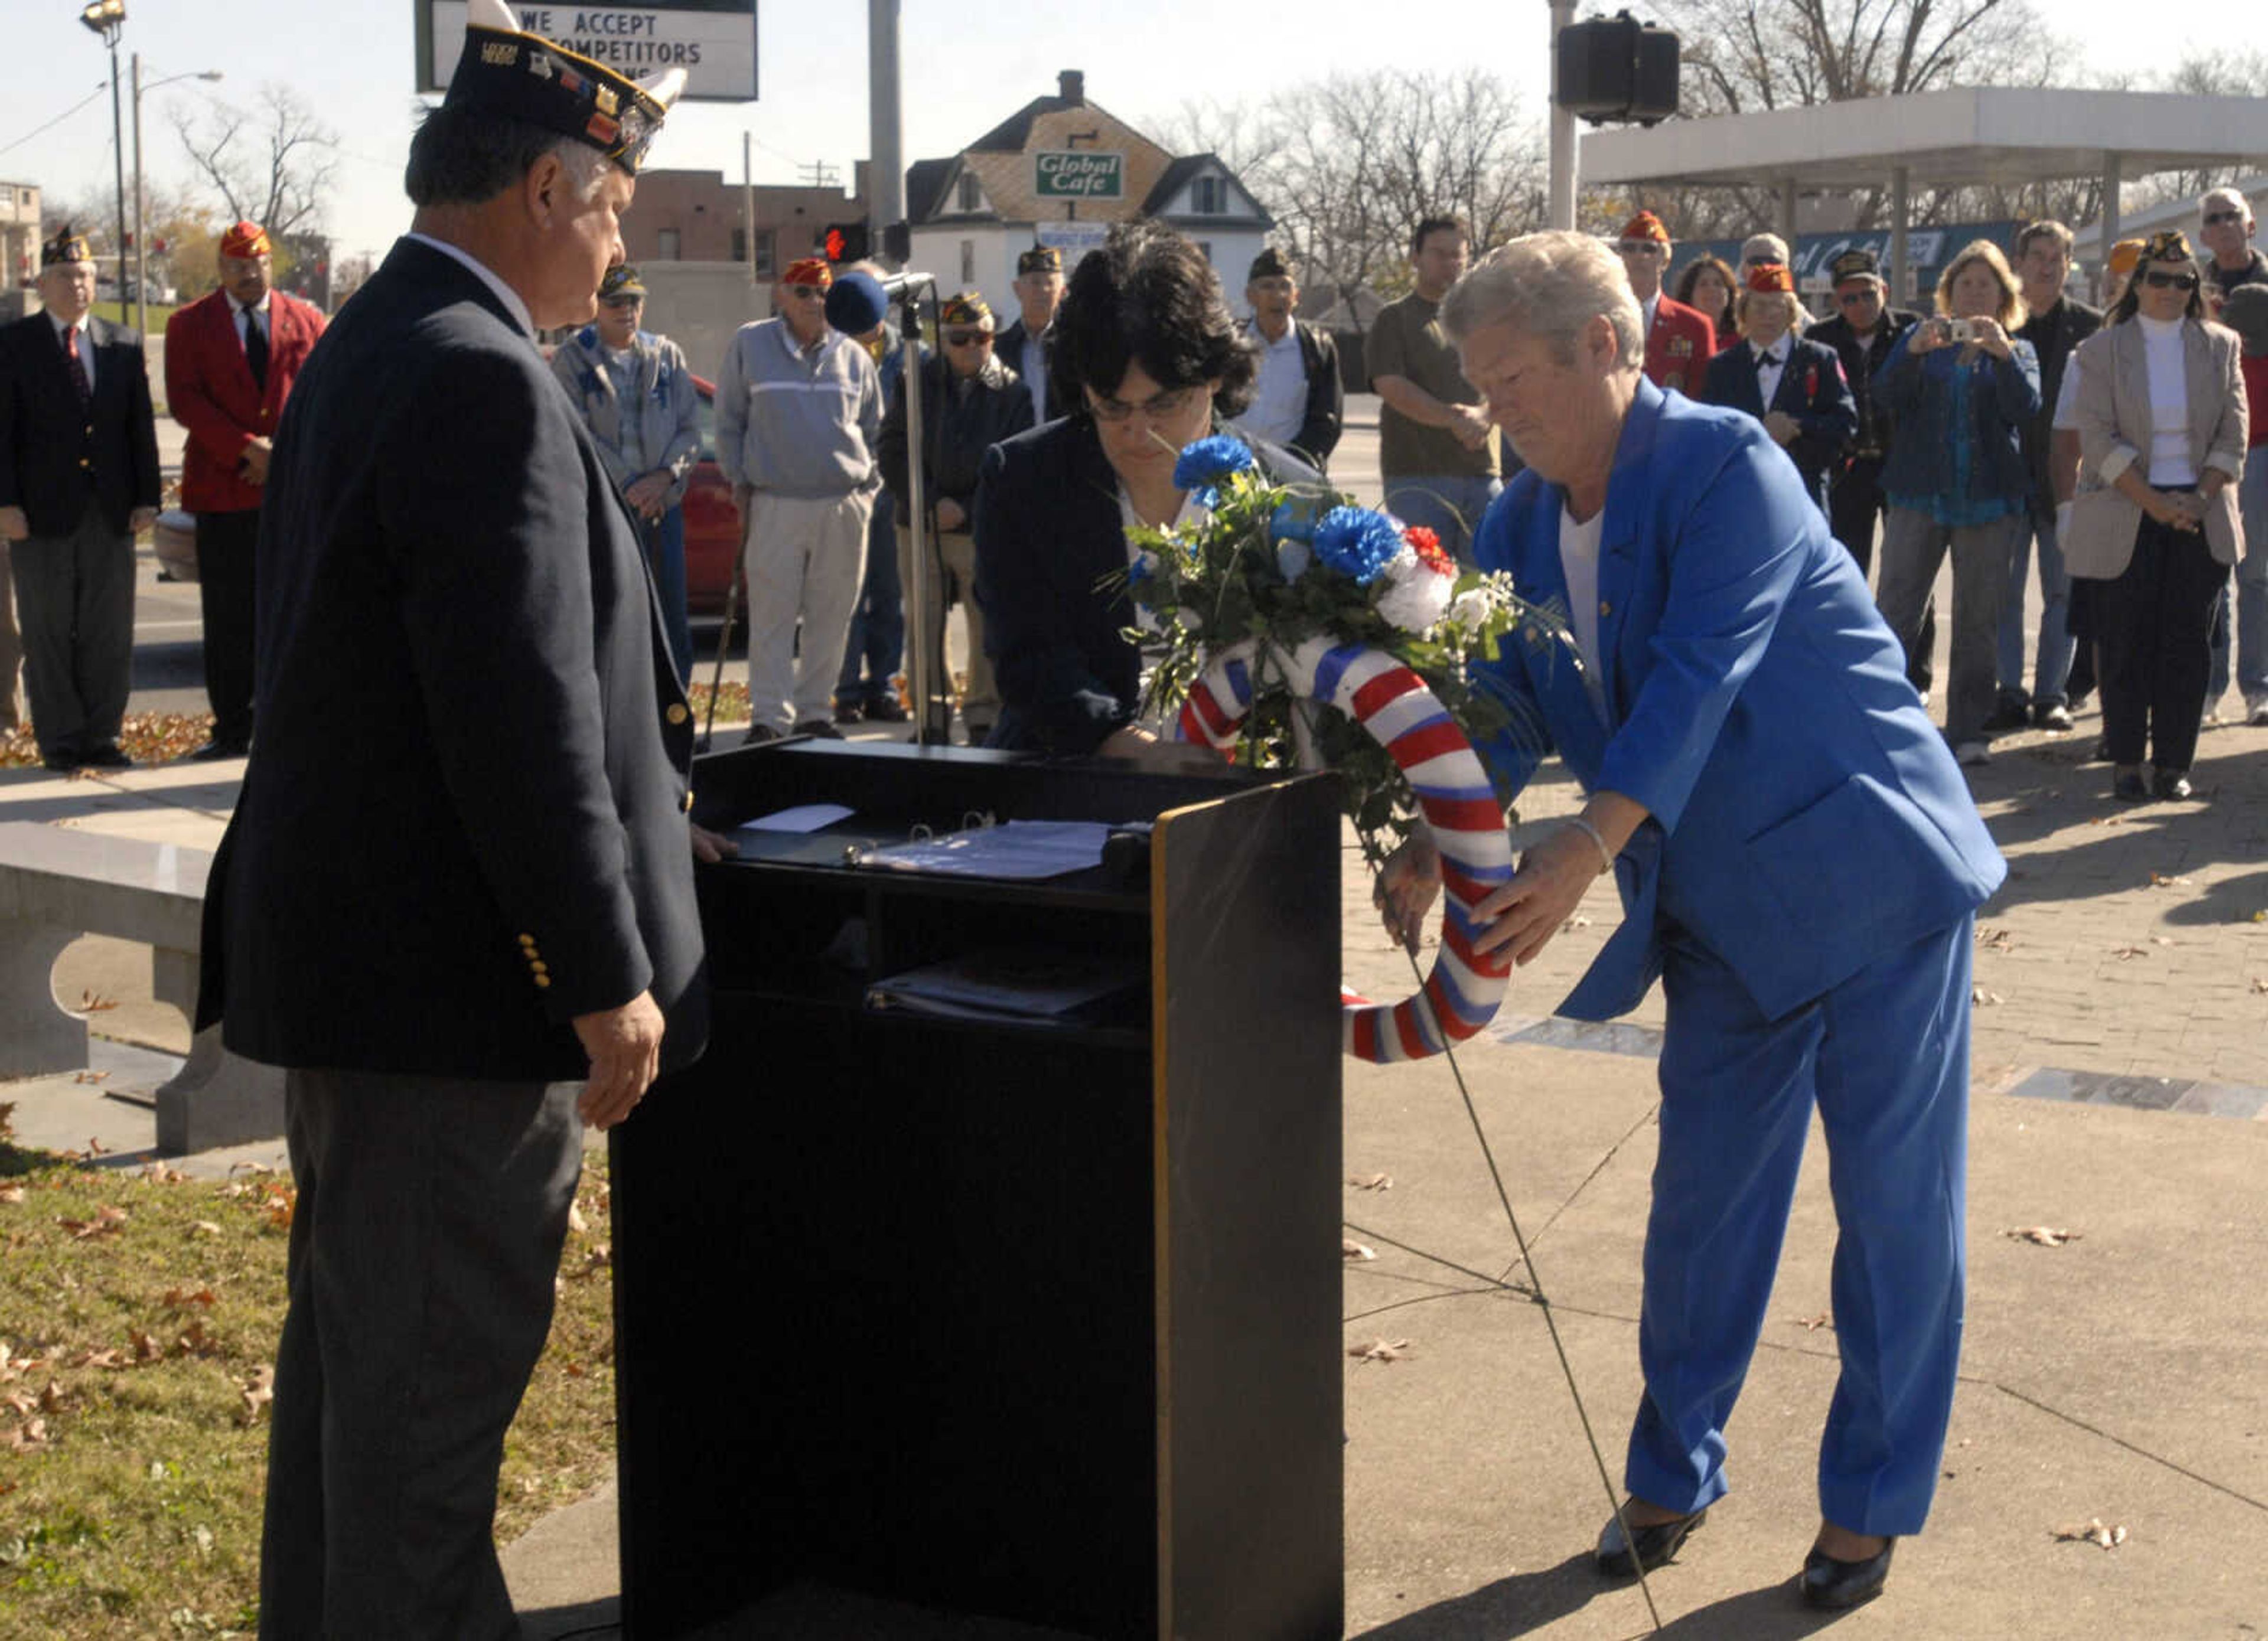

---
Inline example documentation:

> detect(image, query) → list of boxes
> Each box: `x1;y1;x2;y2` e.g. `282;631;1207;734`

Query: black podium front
612;741;1344;1640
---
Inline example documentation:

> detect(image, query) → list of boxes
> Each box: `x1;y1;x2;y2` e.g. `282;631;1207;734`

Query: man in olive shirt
1368;216;1500;562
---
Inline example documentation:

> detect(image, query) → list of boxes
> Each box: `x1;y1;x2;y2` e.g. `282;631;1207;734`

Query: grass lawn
90;302;180;334
0;1111;621;1639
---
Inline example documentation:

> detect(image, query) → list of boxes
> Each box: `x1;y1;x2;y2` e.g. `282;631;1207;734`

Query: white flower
1377;566;1455;633
1449;588;1497;634
1276;538;1312;580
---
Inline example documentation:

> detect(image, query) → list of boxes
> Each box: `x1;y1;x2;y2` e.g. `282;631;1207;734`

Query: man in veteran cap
0;224;161;769
1239;246;1343;467
164;219;326;759
190;2;712;1631
995;243;1064;423
713;254;884;740
1613;210;1717;394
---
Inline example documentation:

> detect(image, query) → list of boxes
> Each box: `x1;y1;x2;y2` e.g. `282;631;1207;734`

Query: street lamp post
131;57;223;335
78;0;128;311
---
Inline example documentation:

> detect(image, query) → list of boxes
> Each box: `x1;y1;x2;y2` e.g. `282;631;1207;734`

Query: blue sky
2;0;2217;265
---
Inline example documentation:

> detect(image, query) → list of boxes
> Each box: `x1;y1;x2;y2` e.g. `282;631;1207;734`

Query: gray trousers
259;1068;584;1640
9;507;135;759
1875;506;2024;746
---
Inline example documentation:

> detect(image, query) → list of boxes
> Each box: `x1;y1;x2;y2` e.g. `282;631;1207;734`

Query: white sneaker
1954;740;1990;766
2247;694;2268;726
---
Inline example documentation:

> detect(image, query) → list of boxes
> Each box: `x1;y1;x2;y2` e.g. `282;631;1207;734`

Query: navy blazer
973;417;1316;755
0;312;161;536
196;237;708;1081
1472;380;2004;1023
1700;334;1856;516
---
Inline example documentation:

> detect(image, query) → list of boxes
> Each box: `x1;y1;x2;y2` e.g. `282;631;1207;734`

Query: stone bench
0;820;282;1153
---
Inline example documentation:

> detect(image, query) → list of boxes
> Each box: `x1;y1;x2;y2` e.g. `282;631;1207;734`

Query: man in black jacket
1239;247;1344;469
1808;247;1931;692
193;2;707;1632
1991;220;2100;732
992;244;1063;422
878;289;1034;742
0;226;160;769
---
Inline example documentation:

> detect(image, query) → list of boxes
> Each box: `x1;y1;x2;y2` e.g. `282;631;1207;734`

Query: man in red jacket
1614;210;1716;396
165;220;325;759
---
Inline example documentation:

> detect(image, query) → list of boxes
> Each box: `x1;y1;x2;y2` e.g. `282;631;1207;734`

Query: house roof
1139;154;1275;229
905;158;956;227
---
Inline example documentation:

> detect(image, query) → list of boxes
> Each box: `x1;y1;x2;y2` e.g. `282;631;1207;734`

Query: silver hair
2201;186;2252;220
1438;231;1644;371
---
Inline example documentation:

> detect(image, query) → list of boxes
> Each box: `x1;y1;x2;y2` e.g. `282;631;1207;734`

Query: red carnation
1405;526;1455;576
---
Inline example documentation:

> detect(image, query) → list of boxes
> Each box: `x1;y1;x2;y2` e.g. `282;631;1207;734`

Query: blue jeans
639;507;692;686
2205;456;2268;707
1995;510;2073;706
835;500;905;705
1383;473;1503;565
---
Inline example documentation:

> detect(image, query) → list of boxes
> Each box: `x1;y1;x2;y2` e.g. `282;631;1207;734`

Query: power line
0;80;113;159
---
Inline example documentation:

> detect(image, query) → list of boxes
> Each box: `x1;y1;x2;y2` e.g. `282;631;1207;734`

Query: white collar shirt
405;232;533;339
1641;291;1660;338
1018;329;1049;422
1244;316;1308;445
49;311;93;393
1754;340;1789;409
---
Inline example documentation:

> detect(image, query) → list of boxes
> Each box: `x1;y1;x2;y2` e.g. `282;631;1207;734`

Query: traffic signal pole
868;0;904;266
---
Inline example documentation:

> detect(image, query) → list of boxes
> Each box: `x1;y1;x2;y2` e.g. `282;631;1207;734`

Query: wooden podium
611;741;1345;1640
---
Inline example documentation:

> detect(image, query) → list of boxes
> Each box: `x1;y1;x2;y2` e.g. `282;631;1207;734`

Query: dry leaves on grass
161;1284;217;1312
57;1204;129;1241
1347;1172;1393;1192
2005;1226;2082;1247
3;1415;47;1452
1347;1338;1412;1363
2052;1518;2128;1549
237;1365;275;1427
1341;1239;1377;1262
0;1185;24;1206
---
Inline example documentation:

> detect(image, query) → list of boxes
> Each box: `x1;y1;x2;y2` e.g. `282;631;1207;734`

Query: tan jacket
2065;317;2248;578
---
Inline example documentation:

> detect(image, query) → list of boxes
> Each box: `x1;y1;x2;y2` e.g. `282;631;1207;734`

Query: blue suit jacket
1472;380;2005;1023
1700;334;1856;517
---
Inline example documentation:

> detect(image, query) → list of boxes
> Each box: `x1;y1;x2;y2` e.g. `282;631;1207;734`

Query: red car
684;374;740;616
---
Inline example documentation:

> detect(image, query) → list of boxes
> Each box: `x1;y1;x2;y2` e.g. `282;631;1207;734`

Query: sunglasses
2204;210;2246;227
1087;384;1200;424
944;329;992;347
600;295;642;309
1835;288;1881;305
787;285;827;301
1618;242;1667;257
2142;269;2200;291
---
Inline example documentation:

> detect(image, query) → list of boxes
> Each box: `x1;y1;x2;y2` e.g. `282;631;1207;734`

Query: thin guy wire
1397;944;1666;1633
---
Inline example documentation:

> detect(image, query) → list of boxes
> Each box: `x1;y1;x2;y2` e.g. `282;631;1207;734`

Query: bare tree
170;83;338;238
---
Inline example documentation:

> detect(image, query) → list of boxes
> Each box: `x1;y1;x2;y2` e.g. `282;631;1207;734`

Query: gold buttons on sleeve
666;703;689;725
681;790;694;813
533;974;552;989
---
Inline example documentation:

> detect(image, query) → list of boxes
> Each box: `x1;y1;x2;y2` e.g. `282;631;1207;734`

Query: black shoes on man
1594;1506;1895;1609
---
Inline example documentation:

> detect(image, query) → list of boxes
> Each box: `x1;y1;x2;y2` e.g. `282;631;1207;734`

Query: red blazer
165;288;325;514
1641;294;1716;396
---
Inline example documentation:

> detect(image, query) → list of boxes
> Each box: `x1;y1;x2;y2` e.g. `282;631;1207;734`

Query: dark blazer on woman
1872;328;2041;508
1701;334;1858;516
973;418;1316;754
0;312;161;536
195;237;707;1081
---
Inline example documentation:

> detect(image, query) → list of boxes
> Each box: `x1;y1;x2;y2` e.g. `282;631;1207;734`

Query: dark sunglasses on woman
2142;269;2199;291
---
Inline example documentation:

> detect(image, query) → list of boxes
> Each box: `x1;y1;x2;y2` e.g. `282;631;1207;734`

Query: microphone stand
895;280;951;745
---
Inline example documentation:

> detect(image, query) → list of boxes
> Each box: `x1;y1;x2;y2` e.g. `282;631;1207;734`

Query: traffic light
822;221;869;265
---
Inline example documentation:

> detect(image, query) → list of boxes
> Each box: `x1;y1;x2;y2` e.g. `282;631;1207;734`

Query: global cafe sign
1035;151;1125;201
417;0;759;102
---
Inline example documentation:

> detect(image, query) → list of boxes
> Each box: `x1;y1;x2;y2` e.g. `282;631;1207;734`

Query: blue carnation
1312;506;1406;586
1173;435;1256;492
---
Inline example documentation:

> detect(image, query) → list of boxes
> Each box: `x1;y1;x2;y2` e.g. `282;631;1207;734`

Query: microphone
825;269;936;337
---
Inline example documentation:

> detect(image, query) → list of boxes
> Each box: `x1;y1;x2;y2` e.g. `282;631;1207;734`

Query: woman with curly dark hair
973;221;1314;756
1675;254;1739;353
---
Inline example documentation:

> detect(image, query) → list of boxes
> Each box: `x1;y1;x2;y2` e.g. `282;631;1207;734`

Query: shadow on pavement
1353;1554;1856;1640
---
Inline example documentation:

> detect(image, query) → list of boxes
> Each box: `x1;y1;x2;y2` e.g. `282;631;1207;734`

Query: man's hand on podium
690;822;738;864
1097;724;1226;772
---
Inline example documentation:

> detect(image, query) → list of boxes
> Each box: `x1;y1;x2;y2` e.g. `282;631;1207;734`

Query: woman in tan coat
2065;230;2249;800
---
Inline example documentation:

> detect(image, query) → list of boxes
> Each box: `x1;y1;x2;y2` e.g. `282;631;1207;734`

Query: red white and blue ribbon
1177;634;1516;1064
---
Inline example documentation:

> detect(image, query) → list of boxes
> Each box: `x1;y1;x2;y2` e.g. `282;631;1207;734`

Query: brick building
619;164;871;279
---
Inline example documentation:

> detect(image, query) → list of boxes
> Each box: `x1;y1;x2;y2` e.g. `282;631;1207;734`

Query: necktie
243;307;269;392
65;325;90;408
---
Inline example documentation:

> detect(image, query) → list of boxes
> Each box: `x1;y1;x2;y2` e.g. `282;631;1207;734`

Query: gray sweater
712;318;882;498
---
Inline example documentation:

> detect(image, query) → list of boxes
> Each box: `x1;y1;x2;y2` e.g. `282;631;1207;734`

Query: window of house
957;171;982;212
960;239;975;283
730;227;747;263
656;229;682;261
1191;175;1224;215
755;230;776;280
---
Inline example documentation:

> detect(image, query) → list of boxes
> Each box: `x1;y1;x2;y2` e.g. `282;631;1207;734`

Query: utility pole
1547;0;1578;231
77;0;129;308
867;0;903;267
744;130;755;287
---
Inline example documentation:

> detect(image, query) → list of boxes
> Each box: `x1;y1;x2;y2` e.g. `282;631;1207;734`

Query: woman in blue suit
1700;261;1856;518
1383;232;2004;1611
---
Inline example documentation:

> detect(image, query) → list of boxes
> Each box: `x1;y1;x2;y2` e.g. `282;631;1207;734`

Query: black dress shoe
1800;1537;1896;1609
2032;702;2074;732
1980;697;2031;735
187;738;250;762
41;751;79;773
2112;772;2150;802
832;700;865;725
1595;1506;1706;1576
78;744;133;769
790;719;845;740
2152;770;2193;801
862;695;910;723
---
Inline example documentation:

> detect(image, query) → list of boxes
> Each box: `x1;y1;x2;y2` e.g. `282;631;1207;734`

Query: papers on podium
865;946;1142;1026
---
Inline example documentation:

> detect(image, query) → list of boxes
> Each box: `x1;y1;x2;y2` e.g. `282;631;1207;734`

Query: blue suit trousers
1627;912;1972;1536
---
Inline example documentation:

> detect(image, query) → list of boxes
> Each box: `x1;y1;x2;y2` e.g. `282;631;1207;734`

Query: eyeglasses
944;329;992;347
1087;384;1201;424
1250;278;1294;295
2142;269;2200;291
786;285;827;301
1835;288;1881;305
2204;210;2246;227
600;295;642;309
1618;242;1667;257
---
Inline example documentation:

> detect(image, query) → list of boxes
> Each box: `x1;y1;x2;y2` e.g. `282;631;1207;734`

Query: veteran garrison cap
1828;247;1882;285
1016;244;1062;275
1247;246;1297;283
939;291;993;329
219;220;272;259
1617;210;1671;245
2140;228;2195;264
41;224;93;268
1745;262;1796;295
444;0;685;175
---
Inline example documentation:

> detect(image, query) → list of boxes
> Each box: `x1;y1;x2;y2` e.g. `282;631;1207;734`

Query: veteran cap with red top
444;0;685;174
1745;262;1797;295
1617;210;1671;246
219;221;271;260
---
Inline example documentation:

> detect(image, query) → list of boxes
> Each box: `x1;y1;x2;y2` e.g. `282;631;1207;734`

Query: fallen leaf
1562;914;1592;932
1348;1337;1412;1363
140;1162;185;1185
2006;1226;2081;1247
84;1136;109;1156
237;1365;275;1427
1341;1238;1377;1262
567;1202;588;1235
2;1391;31;1418
161;1285;217;1311
2051;1518;2127;1550
2111;946;2148;961
173;1320;219;1358
36;1380;67;1415
188;1221;223;1238
562;1361;587;1378
1970;987;2004;1006
77;990;120;1013
1347;1172;1393;1191
67;1348;128;1370
1976;926;2015;951
0;1186;23;1206
2;1416;47;1452
2148;872;2192;888
261;1189;296;1231
2150;936;2175;947
1791;1311;1833;1332
131;1328;164;1363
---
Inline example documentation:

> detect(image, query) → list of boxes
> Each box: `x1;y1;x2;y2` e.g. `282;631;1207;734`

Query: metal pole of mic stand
897;284;949;745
